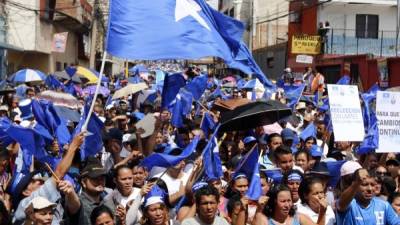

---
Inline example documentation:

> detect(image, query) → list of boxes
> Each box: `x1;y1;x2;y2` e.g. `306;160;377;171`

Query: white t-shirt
105;187;141;207
161;171;191;195
297;203;336;225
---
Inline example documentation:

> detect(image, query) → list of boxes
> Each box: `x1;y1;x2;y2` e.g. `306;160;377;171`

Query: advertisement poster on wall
52;32;68;53
377;58;389;88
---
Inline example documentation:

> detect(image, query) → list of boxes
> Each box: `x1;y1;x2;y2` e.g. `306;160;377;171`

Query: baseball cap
102;128;123;142
281;128;295;141
27;196;56;210
81;157;107;178
295;102;306;110
122;133;136;143
340;161;362;177
243;136;257;145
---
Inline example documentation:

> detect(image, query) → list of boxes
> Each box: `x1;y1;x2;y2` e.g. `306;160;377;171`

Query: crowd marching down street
0;0;399;225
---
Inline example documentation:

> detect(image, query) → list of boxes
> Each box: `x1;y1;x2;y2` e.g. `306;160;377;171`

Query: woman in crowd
294;150;310;173
252;185;326;225
90;205;115;225
282;170;304;207
297;177;335;225
388;192;400;215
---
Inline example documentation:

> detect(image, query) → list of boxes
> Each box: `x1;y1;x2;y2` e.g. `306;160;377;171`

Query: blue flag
161;73;186;109
141;136;200;171
170;89;193;128
300;123;317;141
31;100;71;146
336;75;351;85
106;0;274;88
200;112;216;137
357;121;378;155
73;98;105;159
203;125;222;180
361;84;379;130
185;75;208;101
326;160;346;187
45;75;64;90
2;118;61;170
285;84;305;109
234;146;262;200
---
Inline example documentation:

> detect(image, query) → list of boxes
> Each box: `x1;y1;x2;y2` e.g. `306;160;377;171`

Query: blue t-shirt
336;197;400;225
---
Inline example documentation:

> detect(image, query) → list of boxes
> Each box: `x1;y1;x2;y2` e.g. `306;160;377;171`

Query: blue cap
310;145;323;157
143;185;167;208
192;182;208;192
243;136;257;145
19;99;33;120
281;128;295;141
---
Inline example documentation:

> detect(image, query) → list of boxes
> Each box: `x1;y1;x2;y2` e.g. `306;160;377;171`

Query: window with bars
355;14;379;39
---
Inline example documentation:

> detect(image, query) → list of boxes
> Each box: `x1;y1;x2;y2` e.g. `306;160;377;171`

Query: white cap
295;102;306;110
144;196;164;207
0;105;8;111
340;161;362;177
122;134;135;143
27;196;56;211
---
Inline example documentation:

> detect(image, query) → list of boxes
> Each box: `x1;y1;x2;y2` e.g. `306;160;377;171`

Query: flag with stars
106;0;274;87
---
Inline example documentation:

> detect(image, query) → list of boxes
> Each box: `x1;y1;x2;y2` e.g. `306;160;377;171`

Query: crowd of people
0;65;398;225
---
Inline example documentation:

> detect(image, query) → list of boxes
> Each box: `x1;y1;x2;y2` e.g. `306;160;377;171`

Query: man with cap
102;128;124;171
24;196;57;225
280;128;296;149
336;165;400;225
68;156;110;225
13;133;84;225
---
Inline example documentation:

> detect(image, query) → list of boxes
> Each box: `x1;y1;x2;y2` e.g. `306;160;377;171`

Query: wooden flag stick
45;163;61;183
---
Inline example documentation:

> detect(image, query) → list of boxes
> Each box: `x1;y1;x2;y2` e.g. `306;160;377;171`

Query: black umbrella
220;100;292;132
0;81;15;95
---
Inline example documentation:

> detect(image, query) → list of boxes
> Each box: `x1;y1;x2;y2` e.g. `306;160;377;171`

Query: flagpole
82;52;108;132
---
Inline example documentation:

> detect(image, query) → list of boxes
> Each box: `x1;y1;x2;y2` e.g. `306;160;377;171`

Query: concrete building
287;0;399;89
3;0;93;76
252;0;289;79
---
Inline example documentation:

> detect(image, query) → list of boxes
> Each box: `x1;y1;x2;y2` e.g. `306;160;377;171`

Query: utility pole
89;0;98;69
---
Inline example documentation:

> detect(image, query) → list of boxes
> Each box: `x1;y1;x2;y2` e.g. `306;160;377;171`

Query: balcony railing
323;29;399;57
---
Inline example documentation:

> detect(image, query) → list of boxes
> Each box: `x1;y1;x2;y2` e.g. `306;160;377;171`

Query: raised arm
336;169;368;212
54;133;84;183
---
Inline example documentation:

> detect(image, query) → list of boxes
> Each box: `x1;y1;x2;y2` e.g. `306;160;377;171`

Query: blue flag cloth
31;100;71;146
203;125;223;180
300;123;317;141
361;84;379;130
234;146;262;200
2;118;61;170
45;75;64;90
200;112;216;137
357;121;378;155
161;73;186;109
326;160;346;187
106;0;274;88
141;136;200;171
63;81;77;96
285;84;305;109
73;98;105;159
185;75;208;101
170;89;193;128
336;75;351;85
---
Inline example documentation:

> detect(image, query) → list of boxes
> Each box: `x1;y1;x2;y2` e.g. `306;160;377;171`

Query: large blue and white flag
106;0;274;88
